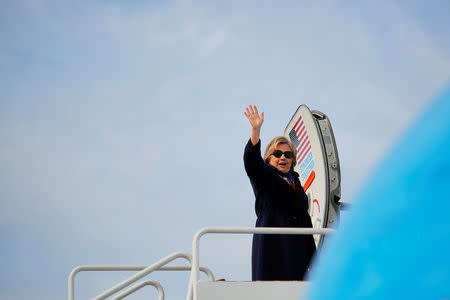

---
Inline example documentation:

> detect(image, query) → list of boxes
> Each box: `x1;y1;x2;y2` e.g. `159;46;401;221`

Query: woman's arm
244;105;264;146
243;105;271;183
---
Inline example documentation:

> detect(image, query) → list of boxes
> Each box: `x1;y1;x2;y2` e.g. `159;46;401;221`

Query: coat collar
266;163;299;178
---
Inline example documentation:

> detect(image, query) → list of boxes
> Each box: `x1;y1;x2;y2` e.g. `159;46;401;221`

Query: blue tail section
307;84;450;299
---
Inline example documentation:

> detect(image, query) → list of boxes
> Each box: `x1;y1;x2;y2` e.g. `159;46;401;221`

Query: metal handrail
68;264;214;300
188;227;335;300
91;252;192;300
111;280;164;300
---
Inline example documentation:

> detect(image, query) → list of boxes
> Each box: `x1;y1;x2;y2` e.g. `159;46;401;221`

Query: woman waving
243;105;316;281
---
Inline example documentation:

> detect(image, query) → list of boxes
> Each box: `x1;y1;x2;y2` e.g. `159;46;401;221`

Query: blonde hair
263;136;297;170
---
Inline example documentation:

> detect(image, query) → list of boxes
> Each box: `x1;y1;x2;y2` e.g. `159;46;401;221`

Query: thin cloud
1;1;449;300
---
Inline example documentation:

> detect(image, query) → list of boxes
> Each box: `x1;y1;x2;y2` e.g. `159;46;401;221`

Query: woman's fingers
245;105;260;118
254;105;259;116
245;106;254;119
245;106;251;117
244;105;263;127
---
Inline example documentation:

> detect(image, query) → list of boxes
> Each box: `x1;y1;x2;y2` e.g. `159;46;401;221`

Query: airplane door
284;105;341;247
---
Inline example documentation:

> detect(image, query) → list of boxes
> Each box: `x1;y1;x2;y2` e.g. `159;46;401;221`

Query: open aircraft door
284;105;341;247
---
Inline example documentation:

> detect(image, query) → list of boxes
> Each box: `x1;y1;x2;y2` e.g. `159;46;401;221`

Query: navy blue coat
244;139;316;281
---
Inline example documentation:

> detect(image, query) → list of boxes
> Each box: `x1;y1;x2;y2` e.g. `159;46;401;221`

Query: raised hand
244;105;264;130
244;105;264;145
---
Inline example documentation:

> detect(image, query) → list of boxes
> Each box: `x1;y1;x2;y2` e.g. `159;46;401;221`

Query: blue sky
1;1;449;299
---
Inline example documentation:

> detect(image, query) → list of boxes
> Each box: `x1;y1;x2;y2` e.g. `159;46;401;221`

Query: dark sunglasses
271;150;294;159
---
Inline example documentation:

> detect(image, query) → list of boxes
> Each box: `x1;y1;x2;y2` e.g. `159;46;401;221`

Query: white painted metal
68;265;214;300
111;280;164;300
197;281;311;300
189;227;335;300
284;105;329;246
311;110;341;229
284;105;342;247
92;252;192;300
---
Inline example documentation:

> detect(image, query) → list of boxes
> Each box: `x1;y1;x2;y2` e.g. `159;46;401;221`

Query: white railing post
111;280;165;300
189;227;335;300
68;264;214;300
92;252;191;300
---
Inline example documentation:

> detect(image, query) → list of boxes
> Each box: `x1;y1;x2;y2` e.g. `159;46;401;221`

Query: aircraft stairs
68;226;333;300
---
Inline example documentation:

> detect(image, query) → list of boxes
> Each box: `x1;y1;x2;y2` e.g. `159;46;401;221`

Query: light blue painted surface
307;84;450;299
